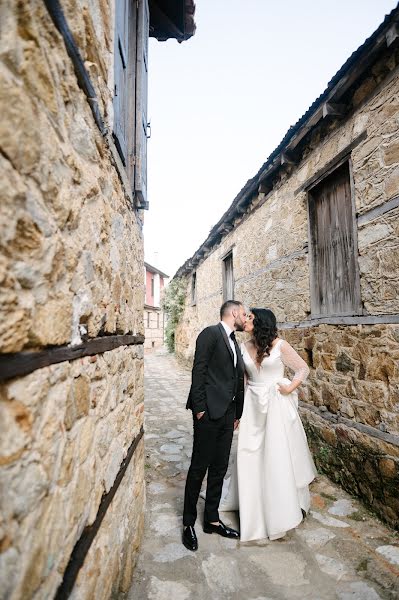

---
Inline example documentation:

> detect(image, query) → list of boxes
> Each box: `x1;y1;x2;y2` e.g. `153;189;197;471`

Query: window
147;311;150;328
308;161;361;317
157;312;160;329
222;252;234;301
151;275;155;299
191;272;197;305
113;0;148;207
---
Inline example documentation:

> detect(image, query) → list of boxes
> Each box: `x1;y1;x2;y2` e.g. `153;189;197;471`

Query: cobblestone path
128;350;399;600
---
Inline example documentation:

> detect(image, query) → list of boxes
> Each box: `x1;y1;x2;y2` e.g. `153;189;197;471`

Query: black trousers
183;403;235;526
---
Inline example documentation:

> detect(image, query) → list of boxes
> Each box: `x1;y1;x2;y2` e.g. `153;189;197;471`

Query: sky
144;0;398;277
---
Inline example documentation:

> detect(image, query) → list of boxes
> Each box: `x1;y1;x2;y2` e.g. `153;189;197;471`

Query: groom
182;300;247;551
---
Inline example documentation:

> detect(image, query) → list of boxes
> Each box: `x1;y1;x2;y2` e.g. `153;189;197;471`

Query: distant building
144;262;169;351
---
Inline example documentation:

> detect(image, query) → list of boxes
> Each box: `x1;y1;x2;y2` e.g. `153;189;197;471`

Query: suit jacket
186;323;245;420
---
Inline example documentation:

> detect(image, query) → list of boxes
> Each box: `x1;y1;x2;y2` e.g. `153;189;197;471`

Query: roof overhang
145;262;170;278
174;6;399;279
149;0;196;42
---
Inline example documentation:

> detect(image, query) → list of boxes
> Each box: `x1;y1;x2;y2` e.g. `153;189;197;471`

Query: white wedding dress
220;338;317;542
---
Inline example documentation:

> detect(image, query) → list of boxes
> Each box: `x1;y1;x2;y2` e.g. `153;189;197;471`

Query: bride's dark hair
251;308;278;365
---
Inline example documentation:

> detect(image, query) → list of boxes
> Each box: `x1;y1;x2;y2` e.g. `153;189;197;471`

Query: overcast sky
144;0;398;277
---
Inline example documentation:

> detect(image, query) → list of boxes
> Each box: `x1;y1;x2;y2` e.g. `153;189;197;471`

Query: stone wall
0;1;145;597
174;49;399;527
1;346;144;600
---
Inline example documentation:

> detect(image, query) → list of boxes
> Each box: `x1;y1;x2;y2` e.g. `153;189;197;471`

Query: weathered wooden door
308;161;361;317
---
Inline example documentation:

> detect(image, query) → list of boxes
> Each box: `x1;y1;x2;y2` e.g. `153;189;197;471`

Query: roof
174;4;399;278
145;261;170;278
149;0;196;42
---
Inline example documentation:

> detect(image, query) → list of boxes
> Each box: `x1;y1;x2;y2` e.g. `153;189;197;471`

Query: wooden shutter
135;0;149;208
308;162;361;317
113;0;137;182
223;253;234;301
113;0;129;165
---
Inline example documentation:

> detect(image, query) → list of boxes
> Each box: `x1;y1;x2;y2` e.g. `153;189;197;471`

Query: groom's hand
234;419;240;430
196;411;205;420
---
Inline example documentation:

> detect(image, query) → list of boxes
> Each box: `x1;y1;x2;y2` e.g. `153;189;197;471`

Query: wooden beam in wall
322;102;347;118
0;334;145;382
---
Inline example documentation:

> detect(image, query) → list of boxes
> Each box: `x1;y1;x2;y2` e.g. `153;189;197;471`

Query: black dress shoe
203;519;239;538
182;525;198;551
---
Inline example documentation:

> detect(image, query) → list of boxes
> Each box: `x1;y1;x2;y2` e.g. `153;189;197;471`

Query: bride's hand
277;383;293;395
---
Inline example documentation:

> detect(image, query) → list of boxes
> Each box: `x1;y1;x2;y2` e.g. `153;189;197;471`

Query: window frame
307;158;362;318
191;272;197;306
222;251;234;302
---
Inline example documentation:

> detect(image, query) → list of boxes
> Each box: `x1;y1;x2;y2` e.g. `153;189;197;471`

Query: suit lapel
218;323;235;364
235;338;244;373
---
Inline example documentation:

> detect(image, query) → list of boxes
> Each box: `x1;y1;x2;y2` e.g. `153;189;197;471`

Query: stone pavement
128;350;399;600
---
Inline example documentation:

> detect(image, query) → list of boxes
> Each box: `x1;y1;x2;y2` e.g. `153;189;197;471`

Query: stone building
174;8;399;529
144;261;168;352
0;1;194;599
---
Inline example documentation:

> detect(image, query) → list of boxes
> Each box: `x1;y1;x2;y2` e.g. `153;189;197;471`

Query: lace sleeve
280;340;310;383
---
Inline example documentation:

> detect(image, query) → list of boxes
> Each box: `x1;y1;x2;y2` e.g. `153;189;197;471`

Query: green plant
161;277;187;353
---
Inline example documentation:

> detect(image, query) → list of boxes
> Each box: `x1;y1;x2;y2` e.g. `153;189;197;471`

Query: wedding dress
220;338;317;542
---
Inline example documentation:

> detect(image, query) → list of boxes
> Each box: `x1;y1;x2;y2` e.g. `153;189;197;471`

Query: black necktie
230;332;236;342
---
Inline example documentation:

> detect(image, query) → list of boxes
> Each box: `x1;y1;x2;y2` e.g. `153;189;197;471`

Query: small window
151;276;155;299
157;312;160;329
147;312;150;328
191;272;197;305
308;161;361;317
222;252;234;301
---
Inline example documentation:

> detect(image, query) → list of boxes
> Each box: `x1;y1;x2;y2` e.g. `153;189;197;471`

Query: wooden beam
257;157;280;183
278;314;399;329
386;23;399;47
258;181;273;195
219;223;233;233
357;194;399;226
322;102;347;118
0;334;145;382
280;151;297;166
235;205;247;215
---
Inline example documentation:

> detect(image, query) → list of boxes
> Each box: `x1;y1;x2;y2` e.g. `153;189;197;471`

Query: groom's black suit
183;323;245;526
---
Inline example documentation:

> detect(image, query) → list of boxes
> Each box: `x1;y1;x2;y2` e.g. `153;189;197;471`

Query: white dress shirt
220;321;237;367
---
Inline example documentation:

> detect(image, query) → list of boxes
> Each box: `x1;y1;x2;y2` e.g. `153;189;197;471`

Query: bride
219;307;317;542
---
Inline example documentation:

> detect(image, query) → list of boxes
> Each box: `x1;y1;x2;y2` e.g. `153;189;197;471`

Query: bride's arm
278;340;310;395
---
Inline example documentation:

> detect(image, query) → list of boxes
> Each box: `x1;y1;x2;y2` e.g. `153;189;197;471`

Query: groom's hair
220;300;242;320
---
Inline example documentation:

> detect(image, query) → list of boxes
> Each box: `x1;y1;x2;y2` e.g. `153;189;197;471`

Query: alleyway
128;351;399;600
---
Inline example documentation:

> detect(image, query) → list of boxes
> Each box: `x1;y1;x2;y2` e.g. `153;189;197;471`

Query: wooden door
308;162;361;317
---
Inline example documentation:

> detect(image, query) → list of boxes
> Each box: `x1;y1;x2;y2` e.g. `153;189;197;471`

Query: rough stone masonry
0;1;145;598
